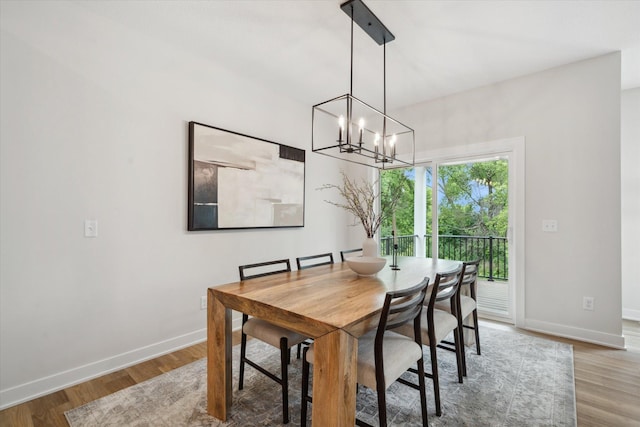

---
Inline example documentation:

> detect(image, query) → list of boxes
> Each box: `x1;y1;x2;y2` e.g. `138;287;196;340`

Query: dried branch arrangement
319;171;404;238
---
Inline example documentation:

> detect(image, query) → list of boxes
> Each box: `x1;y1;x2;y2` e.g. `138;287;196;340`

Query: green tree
437;160;508;237
381;161;509;276
436;160;509;273
380;169;413;237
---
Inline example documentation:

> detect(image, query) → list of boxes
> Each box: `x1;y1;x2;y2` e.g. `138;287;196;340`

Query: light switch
542;219;557;232
84;220;98;237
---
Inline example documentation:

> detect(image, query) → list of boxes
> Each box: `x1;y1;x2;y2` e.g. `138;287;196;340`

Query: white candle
390;134;397;158
338;115;344;142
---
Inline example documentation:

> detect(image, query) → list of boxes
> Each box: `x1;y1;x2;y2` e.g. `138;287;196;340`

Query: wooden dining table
207;256;461;426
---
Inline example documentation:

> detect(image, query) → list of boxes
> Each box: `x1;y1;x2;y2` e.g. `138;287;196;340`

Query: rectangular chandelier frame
310;0;416;170
312;93;415;169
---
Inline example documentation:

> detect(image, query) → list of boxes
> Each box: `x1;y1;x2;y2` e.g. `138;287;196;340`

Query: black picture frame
188;121;305;231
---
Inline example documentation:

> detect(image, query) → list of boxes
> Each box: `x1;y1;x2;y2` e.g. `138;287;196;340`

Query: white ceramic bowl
346;256;387;276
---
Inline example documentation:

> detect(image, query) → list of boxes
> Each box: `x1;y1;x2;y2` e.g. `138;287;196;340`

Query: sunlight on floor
477;279;509;316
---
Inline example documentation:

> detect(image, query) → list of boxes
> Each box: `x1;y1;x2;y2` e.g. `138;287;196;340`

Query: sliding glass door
435;158;510;319
381;156;512;321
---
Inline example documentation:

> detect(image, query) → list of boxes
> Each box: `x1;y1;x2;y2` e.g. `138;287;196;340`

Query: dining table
207;255;461;426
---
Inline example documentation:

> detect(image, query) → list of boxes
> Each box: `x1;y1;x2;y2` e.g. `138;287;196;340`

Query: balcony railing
380;234;418;258
380;234;508;281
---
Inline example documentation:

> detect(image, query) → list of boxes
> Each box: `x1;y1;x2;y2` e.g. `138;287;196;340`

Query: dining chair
301;278;430;427
394;266;464;416
237;259;309;424
340;247;363;261
436;259;481;377
295;252;334;270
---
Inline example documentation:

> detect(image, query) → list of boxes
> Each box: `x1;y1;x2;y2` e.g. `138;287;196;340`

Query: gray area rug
65;325;576;426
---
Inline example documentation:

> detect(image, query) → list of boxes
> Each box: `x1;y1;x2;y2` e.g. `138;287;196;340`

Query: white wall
0;2;352;408
395;53;624;347
621;88;640;321
0;1;629;410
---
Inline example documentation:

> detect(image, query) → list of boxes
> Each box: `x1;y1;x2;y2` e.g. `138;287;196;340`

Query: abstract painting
188;122;305;230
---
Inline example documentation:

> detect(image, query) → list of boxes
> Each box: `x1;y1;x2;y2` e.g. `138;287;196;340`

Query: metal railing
380;234;508;281
380;234;417;257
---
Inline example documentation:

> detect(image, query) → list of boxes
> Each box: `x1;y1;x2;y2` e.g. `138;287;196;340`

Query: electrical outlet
200;296;207;310
583;296;594;311
542;219;558;232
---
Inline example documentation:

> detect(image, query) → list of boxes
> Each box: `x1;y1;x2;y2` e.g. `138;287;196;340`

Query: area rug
65;325;576;426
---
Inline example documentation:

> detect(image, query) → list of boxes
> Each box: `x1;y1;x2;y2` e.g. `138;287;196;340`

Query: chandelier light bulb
374;132;380;160
338;115;345;142
390;134;397;157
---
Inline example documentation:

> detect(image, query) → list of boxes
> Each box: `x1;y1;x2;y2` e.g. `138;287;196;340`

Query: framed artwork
188;121;305;230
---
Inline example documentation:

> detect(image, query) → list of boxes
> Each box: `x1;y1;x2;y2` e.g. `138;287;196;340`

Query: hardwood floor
0;342;213;427
1;322;639;426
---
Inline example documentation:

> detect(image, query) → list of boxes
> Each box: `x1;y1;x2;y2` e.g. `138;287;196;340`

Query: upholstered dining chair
301;278;430;427
394;266;464;417
295;252;334;270
237;259;309;424
436;259;481;377
340;247;363;261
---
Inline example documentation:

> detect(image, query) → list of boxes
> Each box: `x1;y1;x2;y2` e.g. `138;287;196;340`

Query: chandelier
312;0;415;169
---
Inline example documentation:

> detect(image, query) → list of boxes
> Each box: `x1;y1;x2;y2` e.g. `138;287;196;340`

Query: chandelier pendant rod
382;40;387;160
347;7;353;148
350;6;354;97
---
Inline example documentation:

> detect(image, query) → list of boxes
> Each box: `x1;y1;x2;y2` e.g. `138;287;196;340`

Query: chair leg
452;326;464;384
429;343;442;416
376;383;388;427
454;301;467;378
239;331;247;390
472;309;481;355
458;318;467;377
279;337;290;424
301;347;310;427
239;314;249;390
416;356;429;426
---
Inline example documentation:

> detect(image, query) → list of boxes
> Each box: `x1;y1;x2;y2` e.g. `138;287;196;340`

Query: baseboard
623;308;640;321
523;318;626;349
0;328;208;410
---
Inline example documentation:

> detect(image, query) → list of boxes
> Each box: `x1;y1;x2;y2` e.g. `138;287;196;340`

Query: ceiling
64;1;640;110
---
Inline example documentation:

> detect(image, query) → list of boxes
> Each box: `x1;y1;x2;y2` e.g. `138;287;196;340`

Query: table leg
207;289;232;420
311;329;357;426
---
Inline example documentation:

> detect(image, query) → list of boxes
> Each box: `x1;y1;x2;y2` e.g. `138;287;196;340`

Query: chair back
296;253;334;270
340;248;363;261
420;267;462;347
460;259;481;299
376;277;430;347
428;265;463;311
239;259;291;280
